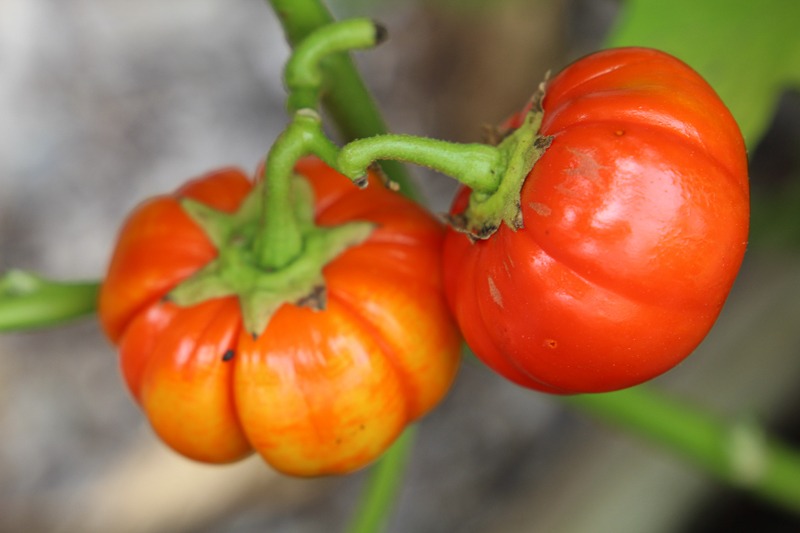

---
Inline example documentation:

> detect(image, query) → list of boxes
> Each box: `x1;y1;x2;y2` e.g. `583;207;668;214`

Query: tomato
442;47;749;394
99;157;461;476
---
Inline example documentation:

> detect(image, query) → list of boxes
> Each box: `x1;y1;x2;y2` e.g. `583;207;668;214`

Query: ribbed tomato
442;47;749;394
99;157;461;476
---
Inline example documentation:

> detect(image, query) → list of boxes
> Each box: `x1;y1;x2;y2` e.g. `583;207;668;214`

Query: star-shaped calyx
167;175;374;338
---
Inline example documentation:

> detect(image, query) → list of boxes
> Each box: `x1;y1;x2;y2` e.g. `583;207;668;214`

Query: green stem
0;270;100;332
285;18;386;113
256;17;405;270
257;110;340;270
337;109;548;240
345;427;416;533
337;134;504;193
267;0;418;200
563;387;800;513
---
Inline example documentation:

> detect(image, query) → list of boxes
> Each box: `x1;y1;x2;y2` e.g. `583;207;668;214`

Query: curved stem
257;16;403;270
337;134;504;193
564;387;800;513
285;18;386;113
257;110;340;270
345;427;417;533
0;270;100;332
267;0;419;200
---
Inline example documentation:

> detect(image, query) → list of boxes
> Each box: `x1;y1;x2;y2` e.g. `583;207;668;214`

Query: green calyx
168;175;374;338
447;108;552;240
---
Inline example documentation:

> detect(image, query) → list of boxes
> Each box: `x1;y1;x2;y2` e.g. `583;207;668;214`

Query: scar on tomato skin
529;202;552;216
222;349;235;362
564;147;608;183
543;339;558;349
487;277;503;308
555;183;581;198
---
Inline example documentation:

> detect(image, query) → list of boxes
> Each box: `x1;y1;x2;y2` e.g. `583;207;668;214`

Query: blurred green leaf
607;0;800;149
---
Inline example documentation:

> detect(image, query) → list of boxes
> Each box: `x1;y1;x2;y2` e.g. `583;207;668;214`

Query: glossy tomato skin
99;157;461;475
443;47;749;394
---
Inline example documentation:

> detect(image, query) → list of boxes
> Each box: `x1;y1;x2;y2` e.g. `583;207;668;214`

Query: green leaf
607;0;800;149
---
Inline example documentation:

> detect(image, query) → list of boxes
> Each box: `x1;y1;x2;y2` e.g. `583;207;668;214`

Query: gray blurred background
2;1;800;532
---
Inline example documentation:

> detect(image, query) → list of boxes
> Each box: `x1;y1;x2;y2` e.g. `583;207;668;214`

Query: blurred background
1;0;800;531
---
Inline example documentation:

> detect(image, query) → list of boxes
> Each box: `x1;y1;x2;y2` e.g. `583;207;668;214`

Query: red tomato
442;47;749;394
99;157;461;476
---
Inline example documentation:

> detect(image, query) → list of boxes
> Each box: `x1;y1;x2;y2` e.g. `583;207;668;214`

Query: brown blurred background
2;1;800;532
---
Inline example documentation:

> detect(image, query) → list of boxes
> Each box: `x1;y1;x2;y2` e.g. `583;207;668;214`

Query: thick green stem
257;110;340;270
337;134;504;193
337;110;548;241
345;427;416;533
256;17;402;270
267;0;418;200
563;387;800;513
0;270;100;332
285;18;385;113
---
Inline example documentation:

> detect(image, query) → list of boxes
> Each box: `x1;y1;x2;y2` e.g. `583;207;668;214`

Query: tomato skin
99;158;461;475
443;48;749;394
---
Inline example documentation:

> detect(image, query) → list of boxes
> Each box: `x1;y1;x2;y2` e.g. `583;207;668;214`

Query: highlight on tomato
98;157;461;476
442;47;750;394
